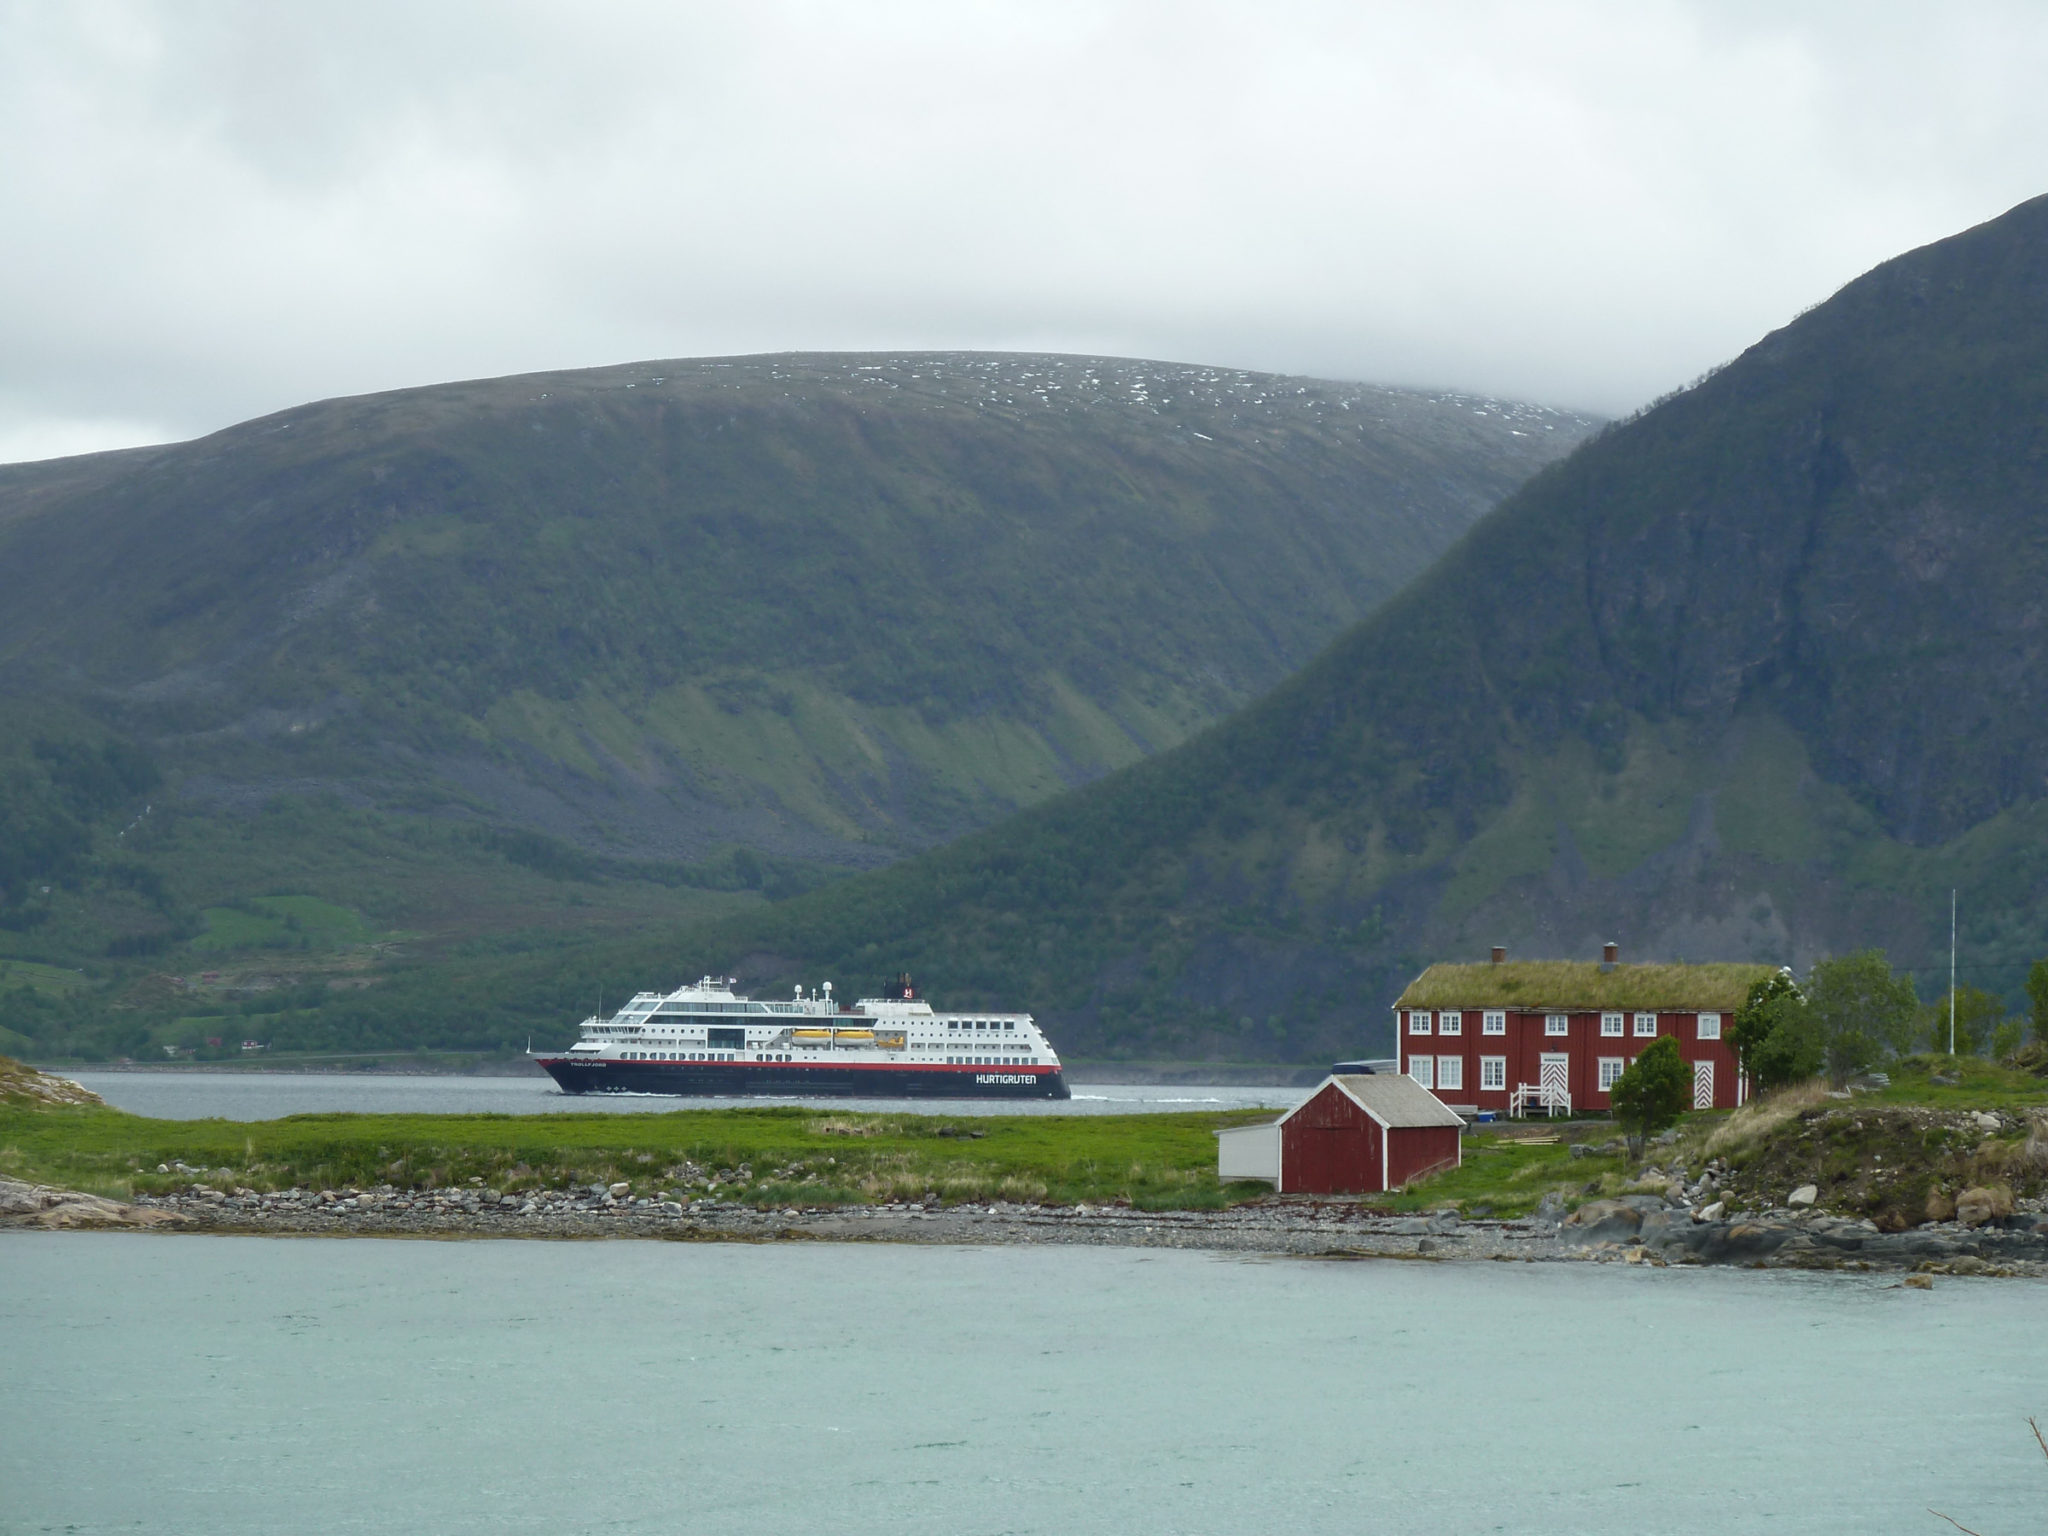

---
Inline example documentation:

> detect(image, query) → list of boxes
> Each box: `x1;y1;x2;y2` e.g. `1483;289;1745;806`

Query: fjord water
63;1071;1306;1121
3;1236;2042;1535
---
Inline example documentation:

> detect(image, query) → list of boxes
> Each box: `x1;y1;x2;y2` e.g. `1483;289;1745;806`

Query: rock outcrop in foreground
0;1055;104;1108
0;1178;186;1230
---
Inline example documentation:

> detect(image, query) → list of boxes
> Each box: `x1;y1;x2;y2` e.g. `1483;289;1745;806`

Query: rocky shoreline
5;1177;2044;1275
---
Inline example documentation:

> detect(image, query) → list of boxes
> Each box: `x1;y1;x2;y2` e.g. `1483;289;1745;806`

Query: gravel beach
7;1177;2046;1275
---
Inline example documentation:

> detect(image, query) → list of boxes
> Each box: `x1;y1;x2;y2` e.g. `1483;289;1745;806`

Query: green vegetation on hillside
0;356;1586;877
0;353;1591;1057
406;192;2048;1066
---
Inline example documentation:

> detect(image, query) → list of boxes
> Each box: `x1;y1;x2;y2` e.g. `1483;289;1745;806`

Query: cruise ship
534;974;1069;1099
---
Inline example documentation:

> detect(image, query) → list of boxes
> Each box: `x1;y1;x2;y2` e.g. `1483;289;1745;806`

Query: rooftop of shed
1395;960;1778;1012
1327;1072;1466;1128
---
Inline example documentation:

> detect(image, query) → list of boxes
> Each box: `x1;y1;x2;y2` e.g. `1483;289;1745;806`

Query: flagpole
1949;889;1957;1057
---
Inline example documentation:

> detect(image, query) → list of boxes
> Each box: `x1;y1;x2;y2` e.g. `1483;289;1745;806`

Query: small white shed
1214;1120;1281;1184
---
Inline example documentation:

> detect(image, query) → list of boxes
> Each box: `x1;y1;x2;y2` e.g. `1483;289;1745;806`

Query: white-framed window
1601;1011;1624;1037
1408;1054;1434;1089
1438;1009;1463;1036
1408;1010;1433;1035
1436;1056;1464;1090
1480;1056;1506;1090
1697;1012;1722;1040
1598;1057;1627;1091
1482;1010;1506;1035
1634;1012;1658;1037
1545;1013;1569;1036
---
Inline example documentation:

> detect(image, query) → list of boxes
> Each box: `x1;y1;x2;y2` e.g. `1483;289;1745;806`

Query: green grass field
190;895;378;953
1868;1054;2048;1112
19;1053;2030;1222
0;1102;1285;1212
1382;1132;1630;1216
0;1086;1656;1220
0;959;93;995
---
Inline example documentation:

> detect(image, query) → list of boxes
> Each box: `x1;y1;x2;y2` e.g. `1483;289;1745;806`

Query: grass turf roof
1394;961;1779;1012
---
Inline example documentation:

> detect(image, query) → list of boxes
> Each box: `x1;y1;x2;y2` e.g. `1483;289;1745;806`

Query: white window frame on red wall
1479;1055;1506;1090
1436;1056;1463;1091
1598;1057;1626;1090
1697;1012;1722;1040
1409;1054;1434;1089
1600;1012;1624;1037
1633;1012;1658;1037
1438;1010;1462;1036
1482;1010;1506;1035
1409;1011;1433;1035
1545;1013;1569;1036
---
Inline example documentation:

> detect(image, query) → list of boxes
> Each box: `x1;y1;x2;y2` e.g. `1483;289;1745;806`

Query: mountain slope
498;194;2048;1064
0;353;1588;869
0;353;1593;1025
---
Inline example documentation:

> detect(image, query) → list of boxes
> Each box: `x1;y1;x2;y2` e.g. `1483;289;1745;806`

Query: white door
1693;1059;1714;1109
1539;1053;1569;1096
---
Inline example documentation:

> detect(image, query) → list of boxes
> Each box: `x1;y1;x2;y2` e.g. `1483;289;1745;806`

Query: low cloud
4;0;2046;461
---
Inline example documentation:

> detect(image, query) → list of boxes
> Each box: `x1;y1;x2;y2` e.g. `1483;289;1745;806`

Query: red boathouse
1215;1073;1464;1194
1393;945;1778;1116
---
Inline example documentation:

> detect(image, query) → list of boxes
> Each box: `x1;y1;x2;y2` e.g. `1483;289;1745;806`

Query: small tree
1923;984;2005;1057
1804;949;1919;1085
1729;969;1820;1091
1992;1016;2026;1061
2028;957;2048;1043
1610;1035;1690;1157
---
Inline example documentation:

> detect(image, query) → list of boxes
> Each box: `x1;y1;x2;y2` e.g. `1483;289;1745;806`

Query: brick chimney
1491;945;1506;965
1601;941;1619;970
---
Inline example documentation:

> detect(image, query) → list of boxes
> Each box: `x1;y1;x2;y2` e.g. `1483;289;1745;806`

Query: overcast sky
4;1;2047;464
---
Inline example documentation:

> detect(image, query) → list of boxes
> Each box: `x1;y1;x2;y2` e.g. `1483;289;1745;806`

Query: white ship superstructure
535;974;1067;1099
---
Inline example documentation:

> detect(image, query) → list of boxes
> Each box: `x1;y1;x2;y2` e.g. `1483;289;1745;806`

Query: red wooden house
1215;1073;1464;1194
1393;945;1777;1116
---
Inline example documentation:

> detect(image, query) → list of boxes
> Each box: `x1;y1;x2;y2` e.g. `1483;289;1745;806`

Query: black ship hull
537;1057;1070;1100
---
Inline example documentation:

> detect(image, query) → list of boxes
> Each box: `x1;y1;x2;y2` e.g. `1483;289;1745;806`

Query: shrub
1610;1036;1690;1156
1923;984;2005;1057
2029;958;2048;1043
1729;969;1821;1091
1804;950;1919;1085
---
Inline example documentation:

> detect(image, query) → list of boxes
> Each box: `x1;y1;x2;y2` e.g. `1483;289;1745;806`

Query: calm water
64;1071;1306;1122
2;1235;2042;1535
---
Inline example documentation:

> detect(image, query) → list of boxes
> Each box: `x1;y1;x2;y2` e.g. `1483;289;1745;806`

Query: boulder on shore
1956;1185;2015;1227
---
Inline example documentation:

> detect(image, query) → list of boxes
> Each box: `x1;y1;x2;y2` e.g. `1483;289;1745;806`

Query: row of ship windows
1405;1055;1681;1091
616;1048;1043;1066
609;1020;1026;1037
1408;1011;1722;1040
